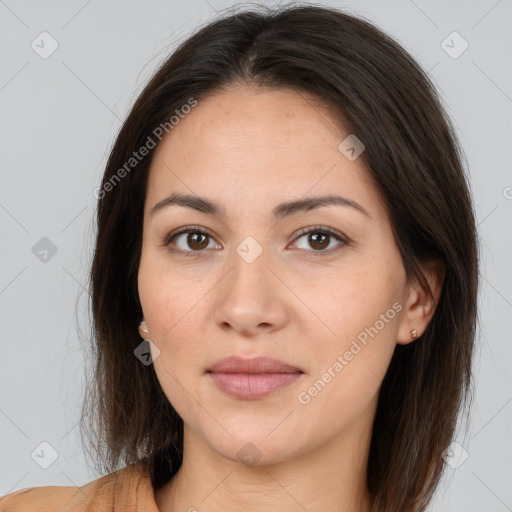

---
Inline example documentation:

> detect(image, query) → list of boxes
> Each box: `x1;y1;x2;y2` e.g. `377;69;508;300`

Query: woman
0;3;479;511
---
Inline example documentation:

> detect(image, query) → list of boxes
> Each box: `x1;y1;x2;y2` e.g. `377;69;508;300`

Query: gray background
1;0;511;510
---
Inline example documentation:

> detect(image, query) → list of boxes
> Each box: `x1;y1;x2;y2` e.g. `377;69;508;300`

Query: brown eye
163;226;221;257
307;232;330;250
185;232;209;250
291;226;348;255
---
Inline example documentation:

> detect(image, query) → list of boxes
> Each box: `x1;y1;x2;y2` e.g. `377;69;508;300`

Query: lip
206;356;304;400
207;355;303;374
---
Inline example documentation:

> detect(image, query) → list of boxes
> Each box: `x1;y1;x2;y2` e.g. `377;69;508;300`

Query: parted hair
81;3;479;511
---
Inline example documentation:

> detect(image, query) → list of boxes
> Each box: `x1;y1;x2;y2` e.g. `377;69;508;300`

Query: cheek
138;248;208;341
317;265;403;347
297;267;403;411
145;304;208;422
137;254;208;395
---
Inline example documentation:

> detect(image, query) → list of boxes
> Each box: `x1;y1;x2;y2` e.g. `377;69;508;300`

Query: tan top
0;463;160;512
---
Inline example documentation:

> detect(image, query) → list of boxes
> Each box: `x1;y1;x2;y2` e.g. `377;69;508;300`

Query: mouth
206;355;304;400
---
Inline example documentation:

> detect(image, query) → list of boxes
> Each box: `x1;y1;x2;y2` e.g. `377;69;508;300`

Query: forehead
145;85;384;219
158;85;348;150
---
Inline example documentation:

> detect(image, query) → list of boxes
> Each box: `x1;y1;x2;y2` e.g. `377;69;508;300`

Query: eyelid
290;225;348;245
287;225;348;256
162;225;214;246
161;225;219;258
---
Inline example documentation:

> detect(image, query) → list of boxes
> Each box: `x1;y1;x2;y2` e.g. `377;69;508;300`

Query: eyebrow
150;192;370;220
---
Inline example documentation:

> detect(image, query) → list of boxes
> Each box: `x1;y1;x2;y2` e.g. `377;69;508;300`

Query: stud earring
411;329;417;339
139;321;150;337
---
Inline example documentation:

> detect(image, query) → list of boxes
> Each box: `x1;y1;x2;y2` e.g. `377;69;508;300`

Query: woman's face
137;85;417;466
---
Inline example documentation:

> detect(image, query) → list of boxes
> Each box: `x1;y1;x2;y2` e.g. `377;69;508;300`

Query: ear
138;317;150;339
397;259;445;345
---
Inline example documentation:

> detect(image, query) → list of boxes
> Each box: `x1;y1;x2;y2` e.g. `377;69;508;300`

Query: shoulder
0;463;155;512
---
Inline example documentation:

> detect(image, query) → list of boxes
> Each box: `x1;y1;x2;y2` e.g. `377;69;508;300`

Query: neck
155;418;374;512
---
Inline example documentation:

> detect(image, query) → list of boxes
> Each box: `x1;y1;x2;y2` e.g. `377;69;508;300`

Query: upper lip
207;356;303;374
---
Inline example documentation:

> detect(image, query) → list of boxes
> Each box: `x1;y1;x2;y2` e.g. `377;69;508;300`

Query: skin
137;84;444;512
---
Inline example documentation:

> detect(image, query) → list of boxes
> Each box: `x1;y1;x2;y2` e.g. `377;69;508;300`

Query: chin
202;423;301;467
220;440;295;468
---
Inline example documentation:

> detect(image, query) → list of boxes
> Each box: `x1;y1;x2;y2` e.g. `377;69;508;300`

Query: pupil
189;233;207;249
310;233;328;249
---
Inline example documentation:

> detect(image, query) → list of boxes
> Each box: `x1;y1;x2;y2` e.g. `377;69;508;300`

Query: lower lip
208;372;303;399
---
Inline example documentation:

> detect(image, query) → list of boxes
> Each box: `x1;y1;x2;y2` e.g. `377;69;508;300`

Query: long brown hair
81;3;479;511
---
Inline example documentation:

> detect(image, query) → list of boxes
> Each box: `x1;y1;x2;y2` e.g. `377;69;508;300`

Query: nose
212;246;289;337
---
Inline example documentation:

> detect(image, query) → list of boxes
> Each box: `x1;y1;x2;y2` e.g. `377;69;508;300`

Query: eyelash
161;225;349;258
